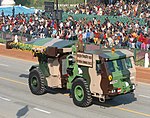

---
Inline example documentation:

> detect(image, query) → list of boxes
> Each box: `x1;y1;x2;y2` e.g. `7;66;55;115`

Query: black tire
29;68;46;95
72;78;92;107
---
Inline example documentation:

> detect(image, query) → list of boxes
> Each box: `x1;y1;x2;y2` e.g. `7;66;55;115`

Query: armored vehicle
28;40;136;107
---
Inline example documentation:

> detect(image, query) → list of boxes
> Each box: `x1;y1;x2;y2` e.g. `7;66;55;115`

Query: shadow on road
46;88;136;108
92;93;137;107
46;88;136;107
46;87;70;95
16;105;29;118
19;74;29;79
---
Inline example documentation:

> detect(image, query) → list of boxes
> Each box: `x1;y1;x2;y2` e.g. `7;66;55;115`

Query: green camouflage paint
37;53;50;77
80;66;91;85
104;51;134;94
66;55;83;89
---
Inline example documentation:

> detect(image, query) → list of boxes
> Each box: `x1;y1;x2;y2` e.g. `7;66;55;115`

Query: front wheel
29;68;46;95
72;78;92;107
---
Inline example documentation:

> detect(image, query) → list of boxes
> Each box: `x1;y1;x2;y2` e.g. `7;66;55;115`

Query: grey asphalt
0;55;150;118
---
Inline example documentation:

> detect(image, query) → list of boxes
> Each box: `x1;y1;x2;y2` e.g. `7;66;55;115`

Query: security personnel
76;34;84;52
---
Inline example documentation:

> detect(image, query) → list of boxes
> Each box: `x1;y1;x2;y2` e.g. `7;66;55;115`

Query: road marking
100;102;150;117
139;95;150;99
0;76;150;117
64;94;150;117
33;108;51;114
0;63;9;67
63;93;69;96
0;96;11;101
0;77;27;86
114;106;150;117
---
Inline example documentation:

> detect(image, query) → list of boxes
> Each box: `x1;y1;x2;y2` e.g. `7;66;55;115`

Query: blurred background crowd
0;0;149;50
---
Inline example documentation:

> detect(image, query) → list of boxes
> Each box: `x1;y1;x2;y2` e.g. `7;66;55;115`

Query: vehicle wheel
72;78;92;107
29;68;46;95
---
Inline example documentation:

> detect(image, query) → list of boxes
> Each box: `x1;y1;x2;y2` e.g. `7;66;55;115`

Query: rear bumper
108;84;136;97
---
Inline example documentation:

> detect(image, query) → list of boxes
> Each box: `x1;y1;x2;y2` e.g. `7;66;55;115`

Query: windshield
106;61;115;72
96;60;101;73
106;57;133;72
124;57;133;69
116;59;124;70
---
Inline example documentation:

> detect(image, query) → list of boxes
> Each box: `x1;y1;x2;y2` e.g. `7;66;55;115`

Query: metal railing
0;31;33;42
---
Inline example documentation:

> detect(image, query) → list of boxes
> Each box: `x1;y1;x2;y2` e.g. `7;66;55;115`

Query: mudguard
29;65;39;72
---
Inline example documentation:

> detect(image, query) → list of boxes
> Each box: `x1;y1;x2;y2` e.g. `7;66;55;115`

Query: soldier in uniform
76;34;84;52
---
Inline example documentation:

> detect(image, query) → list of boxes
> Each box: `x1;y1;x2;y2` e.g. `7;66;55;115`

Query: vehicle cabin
72;49;136;98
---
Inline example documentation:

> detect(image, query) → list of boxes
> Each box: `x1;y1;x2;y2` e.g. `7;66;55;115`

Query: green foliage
0;38;6;43
10;42;34;51
14;0;31;6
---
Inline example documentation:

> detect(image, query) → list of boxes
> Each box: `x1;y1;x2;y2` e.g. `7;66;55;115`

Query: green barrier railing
62;13;146;26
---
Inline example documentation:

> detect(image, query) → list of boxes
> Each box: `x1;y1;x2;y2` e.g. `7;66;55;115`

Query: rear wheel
29;68;46;95
72;78;92;107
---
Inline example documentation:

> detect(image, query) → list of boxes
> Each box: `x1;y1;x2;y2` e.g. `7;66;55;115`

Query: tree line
14;0;84;7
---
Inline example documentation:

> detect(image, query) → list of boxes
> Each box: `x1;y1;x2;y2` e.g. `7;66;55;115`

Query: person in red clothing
141;35;148;50
0;23;3;30
53;21;57;30
136;33;144;49
29;17;32;23
147;37;150;51
97;20;101;25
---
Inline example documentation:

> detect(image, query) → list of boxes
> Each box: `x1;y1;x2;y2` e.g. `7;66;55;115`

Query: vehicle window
116;59;124;70
96;60;101;73
106;61;115;72
62;59;67;75
106;58;132;72
125;57;132;69
68;56;75;66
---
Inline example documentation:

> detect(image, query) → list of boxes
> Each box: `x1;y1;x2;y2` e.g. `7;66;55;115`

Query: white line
139;95;150;99
33;108;51;114
0;96;11;101
0;63;9;67
0;76;28;86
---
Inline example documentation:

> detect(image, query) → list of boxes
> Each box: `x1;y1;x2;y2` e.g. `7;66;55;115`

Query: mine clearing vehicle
29;42;136;107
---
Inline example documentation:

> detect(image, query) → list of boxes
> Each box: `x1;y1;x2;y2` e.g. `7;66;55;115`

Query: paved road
0;56;150;118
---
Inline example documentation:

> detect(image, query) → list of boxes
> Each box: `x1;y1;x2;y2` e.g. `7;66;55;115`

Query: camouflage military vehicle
29;40;136;107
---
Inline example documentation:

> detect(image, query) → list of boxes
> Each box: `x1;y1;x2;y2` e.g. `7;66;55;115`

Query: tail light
64;74;69;77
117;88;122;94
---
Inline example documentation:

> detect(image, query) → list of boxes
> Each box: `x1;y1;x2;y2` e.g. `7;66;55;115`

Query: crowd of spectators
0;0;149;50
65;0;149;19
